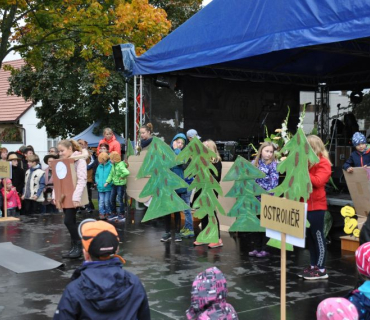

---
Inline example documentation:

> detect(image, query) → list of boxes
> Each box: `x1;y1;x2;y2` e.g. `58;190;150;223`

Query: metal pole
139;75;143;126
125;82;128;143
134;75;137;148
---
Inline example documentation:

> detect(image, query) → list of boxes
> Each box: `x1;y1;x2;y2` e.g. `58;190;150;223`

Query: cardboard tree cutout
223;156;268;232
126;138;135;159
268;128;319;249
271;128;319;201
137;137;190;222
177;137;225;244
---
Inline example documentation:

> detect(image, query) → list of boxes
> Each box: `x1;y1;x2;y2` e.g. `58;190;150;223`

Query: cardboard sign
0;160;11;178
51;158;88;209
126;150;150;203
260;194;306;239
343;168;370;217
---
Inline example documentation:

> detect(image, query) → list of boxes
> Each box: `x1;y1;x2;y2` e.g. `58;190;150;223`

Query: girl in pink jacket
56;139;87;259
1;178;21;217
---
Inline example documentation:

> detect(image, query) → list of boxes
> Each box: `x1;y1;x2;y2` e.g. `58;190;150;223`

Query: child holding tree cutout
249;142;279;258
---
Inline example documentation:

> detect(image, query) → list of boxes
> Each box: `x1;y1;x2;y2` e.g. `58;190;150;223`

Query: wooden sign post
0;160;19;222
260;194;306;320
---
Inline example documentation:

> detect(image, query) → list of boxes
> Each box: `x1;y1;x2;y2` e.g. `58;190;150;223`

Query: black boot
62;241;76;258
68;240;82;259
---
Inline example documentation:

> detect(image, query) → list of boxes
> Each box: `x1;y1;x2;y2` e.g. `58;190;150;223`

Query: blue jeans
98;191;111;214
181;190;193;231
111;185;125;214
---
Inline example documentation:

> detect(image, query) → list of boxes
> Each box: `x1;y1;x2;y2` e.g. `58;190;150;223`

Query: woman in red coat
300;135;332;280
97;128;121;155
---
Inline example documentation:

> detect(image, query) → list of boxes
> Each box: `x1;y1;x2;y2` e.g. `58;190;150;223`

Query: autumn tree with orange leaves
1;0;171;89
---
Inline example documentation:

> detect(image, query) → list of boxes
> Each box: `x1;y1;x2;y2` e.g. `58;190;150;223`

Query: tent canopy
119;0;370;89
72;121;125;148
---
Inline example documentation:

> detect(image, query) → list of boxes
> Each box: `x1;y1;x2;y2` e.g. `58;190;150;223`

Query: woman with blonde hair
299;135;332;280
194;139;223;248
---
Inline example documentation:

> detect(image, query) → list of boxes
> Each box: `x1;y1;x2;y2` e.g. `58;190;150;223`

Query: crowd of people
2;127;370;319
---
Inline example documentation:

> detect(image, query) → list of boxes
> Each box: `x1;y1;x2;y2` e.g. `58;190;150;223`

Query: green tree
149;0;202;31
223;156;267;232
2;0;171;90
271;128;319;202
177;137;224;244
137;137;190;222
353;92;370;122
8;51;129;138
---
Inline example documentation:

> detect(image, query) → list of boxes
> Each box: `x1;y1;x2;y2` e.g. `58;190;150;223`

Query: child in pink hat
317;297;358;320
346;242;370;319
1;178;21;217
186;267;238;320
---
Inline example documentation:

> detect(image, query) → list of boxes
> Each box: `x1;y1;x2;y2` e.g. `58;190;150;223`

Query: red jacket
307;156;332;211
97;135;121;155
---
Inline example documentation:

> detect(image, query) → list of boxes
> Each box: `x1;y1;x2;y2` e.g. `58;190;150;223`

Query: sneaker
208;239;223;248
303;268;328;280
107;214;118;221
298;266;316;278
99;213;107;220
181;229;195;238
116;215;126;223
256;251;270;258
175;233;182;242
161;233;171;242
193;241;208;246
180;226;186;233
248;250;259;257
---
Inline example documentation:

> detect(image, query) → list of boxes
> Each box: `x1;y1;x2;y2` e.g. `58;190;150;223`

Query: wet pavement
0;209;358;320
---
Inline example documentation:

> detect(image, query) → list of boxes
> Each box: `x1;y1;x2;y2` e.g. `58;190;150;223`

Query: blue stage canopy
117;0;370;88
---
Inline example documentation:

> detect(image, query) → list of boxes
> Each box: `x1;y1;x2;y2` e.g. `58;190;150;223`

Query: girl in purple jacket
249;142;279;258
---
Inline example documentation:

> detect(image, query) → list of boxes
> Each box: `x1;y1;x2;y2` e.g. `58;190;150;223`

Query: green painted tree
271;128;319;201
223;156;267;232
177;138;224;244
137;137;190;222
267;127;318;250
126;138;136;159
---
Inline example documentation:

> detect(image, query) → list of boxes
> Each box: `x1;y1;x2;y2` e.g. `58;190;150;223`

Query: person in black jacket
7;153;25;196
54;219;150;320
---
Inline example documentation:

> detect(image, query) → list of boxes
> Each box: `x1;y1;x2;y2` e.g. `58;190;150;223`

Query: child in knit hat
104;151;129;222
317;297;358;320
343;132;370;173
186;267;238;320
54;219;150;319
346;242;370;319
1;178;21;217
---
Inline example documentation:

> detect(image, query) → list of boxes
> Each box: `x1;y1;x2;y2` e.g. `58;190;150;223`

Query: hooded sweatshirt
186;267;238;320
171;133;187;194
97;135;121;155
54;258;150;320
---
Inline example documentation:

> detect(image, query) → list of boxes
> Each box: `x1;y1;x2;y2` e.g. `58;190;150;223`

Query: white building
0;59;58;160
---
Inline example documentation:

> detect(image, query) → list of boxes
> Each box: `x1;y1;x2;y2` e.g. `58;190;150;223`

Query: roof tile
0;59;33;122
